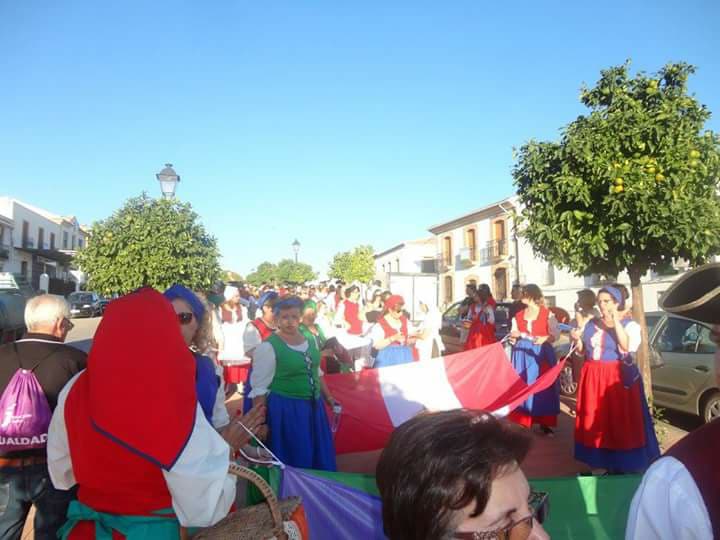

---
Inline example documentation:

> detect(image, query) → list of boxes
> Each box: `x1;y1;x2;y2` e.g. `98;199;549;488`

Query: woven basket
187;463;305;540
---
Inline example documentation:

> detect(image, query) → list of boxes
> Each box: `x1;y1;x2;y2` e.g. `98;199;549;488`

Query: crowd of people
0;265;716;538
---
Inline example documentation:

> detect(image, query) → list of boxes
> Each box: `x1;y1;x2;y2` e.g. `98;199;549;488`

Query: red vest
220;305;243;323
65;373;172;516
251;318;274;341
343;300;363;335
515;306;550;337
665;418;720;537
379;315;408;344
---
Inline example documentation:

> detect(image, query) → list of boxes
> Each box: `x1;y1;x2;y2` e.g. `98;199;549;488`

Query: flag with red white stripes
326;343;565;454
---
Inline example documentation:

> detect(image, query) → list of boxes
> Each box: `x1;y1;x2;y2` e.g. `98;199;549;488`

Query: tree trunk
628;266;653;399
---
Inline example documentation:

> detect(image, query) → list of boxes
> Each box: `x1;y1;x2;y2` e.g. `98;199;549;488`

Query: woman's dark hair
576;288;596;309
376;410;531;540
610;283;630;302
328;285;336;293
345;285;360;299
521;284;543;303
381;290;393;301
372;291;383;304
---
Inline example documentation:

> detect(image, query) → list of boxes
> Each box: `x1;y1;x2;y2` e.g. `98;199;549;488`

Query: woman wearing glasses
370;295;419;368
377;410;549;540
164;285;267;452
248;296;337;470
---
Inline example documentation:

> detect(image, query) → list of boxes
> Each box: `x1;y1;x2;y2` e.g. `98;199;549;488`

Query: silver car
558;312;719;424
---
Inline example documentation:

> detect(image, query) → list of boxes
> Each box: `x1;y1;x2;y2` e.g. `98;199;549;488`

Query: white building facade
429;196;689;312
374;237;437;287
0;197;88;292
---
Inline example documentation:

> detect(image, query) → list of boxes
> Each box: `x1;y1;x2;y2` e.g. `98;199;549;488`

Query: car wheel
559;364;578;397
702;391;720;423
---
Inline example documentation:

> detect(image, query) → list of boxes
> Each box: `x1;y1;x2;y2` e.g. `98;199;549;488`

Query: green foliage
76;194;221;296
328;245;375;283
513;61;720;279
246;260;316;286
223;270;244;283
275;259;317;284
246;262;277;287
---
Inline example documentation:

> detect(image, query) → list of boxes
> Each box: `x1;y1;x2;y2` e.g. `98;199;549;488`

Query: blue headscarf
163;284;206;322
257;290;279;310
599;286;625;310
273;296;304;315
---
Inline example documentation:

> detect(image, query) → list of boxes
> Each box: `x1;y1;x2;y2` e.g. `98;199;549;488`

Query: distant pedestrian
0;295;87;539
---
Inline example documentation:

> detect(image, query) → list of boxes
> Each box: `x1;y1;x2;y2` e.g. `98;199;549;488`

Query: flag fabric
279;467;385;540
325;342;566;454
276;466;641;540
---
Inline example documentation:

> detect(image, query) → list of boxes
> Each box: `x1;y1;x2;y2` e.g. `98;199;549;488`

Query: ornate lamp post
156;163;180;199
292;239;301;263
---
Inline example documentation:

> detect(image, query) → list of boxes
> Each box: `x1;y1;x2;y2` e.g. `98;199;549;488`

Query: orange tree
512;62;720;396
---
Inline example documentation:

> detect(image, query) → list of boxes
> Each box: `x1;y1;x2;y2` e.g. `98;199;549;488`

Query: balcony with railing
22;237;35;249
478;240;508;264
0;245;9;260
436;253;453;273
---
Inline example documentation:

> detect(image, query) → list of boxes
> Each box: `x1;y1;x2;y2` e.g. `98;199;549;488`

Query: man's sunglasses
177;312;194;325
62;318;75;331
453;491;549;540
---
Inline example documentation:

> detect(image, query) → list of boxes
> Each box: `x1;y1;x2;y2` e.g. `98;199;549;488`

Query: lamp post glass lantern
156;163;180;199
292;239;300;263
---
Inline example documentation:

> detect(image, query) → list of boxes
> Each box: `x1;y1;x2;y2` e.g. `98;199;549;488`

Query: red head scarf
384;295;405;314
88;288;197;470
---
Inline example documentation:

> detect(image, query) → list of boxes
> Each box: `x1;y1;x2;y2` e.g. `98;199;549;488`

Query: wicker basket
188;463;305;540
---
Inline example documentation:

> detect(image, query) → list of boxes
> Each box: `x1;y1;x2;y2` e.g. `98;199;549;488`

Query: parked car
0;273;34;343
99;297;111;314
440;301;513;354
68;291;103;318
558;312;719;424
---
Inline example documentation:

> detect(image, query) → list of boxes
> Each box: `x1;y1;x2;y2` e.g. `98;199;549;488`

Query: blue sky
1;1;719;277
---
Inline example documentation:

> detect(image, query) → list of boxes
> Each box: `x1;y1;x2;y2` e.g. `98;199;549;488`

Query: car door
651;316;716;415
440;302;464;354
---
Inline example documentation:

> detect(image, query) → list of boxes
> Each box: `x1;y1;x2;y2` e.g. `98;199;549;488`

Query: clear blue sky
2;1;719;277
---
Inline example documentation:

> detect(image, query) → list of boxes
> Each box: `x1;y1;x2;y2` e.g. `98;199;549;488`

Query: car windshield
69;293;93;303
444;302;461;319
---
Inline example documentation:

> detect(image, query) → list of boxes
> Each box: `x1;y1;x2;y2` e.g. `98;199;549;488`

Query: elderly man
626;262;720;539
0;295;87;539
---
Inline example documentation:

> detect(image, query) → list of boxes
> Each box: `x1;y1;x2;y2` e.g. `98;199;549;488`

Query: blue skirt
574;384;660;473
374;345;414;368
510;338;560;417
267;393;337;471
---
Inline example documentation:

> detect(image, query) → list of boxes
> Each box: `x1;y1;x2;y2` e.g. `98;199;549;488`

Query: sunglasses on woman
453;491;549;540
177;312;194;325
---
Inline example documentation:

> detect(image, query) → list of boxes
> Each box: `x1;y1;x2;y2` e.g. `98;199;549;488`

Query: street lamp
156;163;180;199
292;239;301;263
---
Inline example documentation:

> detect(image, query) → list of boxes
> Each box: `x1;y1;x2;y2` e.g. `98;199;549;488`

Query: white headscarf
224;285;240;302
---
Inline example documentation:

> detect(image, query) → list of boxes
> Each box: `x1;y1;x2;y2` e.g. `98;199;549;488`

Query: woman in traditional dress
301;300;352;374
47;288;265;539
241;291;278;413
164;285;268;452
570;286;659;473
371;295;419;368
249;296;337;470
508;284;560;435
217;285;250;392
464;287;497;351
335;285;364;336
415;301;445;361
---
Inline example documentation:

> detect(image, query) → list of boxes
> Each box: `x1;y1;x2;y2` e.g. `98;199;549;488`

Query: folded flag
325;343;566;454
